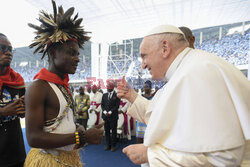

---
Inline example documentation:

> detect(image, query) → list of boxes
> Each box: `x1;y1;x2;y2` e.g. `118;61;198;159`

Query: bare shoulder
27;79;49;93
25;79;50;103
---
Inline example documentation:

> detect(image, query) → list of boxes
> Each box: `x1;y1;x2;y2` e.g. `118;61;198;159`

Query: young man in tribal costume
0;33;26;167
24;1;103;166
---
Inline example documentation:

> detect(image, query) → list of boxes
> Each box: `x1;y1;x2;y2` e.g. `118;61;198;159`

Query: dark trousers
104;119;117;147
9;161;25;167
77;119;88;130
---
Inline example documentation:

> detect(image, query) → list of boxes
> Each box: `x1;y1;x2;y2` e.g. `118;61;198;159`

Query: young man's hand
0;97;25;117
85;123;104;144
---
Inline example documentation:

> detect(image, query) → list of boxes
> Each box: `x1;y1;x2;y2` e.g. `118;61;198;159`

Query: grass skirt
24;148;82;167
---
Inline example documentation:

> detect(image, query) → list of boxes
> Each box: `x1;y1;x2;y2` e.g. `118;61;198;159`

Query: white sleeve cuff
127;95;150;123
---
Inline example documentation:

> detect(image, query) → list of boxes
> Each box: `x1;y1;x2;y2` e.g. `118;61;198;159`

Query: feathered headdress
28;0;90;59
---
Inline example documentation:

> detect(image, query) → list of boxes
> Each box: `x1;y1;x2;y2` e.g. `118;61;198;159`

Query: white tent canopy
25;0;250;43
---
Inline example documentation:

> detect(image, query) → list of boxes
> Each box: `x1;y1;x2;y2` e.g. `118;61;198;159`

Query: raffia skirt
24;148;82;167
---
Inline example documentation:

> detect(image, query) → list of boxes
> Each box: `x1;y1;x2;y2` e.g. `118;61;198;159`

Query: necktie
109;93;112;100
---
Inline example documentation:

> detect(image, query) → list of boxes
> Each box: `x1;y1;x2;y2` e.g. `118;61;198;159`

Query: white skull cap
146;24;184;36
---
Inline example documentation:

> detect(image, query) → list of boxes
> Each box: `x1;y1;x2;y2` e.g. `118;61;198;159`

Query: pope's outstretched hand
117;76;138;103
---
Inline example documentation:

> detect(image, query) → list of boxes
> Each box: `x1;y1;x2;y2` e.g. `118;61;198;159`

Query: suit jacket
101;91;120;121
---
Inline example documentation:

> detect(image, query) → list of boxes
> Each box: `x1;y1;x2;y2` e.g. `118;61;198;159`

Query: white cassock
128;47;250;167
119;98;131;140
89;91;103;125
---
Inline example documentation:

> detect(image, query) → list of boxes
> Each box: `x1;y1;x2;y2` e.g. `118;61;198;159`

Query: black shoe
111;146;116;152
104;146;111;151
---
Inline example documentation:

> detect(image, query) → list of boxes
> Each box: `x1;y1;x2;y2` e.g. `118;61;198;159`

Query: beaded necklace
57;85;75;111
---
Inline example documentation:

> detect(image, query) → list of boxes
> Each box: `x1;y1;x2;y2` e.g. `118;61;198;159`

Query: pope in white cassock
117;24;250;167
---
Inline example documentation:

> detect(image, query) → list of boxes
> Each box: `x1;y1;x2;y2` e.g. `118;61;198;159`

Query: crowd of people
195;29;249;65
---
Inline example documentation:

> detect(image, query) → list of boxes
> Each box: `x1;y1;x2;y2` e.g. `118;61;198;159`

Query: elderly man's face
140;37;165;80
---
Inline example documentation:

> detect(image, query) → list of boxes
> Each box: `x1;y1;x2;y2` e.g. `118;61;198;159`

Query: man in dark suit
101;81;120;152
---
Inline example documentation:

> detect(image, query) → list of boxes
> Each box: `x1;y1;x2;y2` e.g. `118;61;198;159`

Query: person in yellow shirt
75;86;90;130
